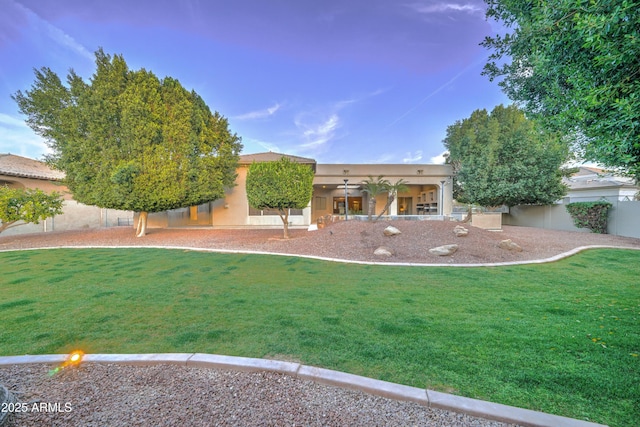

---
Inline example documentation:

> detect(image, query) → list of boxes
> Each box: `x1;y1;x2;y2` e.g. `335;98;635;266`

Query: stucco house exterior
144;152;454;228
2;152;454;233
0;153;133;235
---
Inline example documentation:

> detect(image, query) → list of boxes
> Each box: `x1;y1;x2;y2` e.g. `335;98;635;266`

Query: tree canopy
13;49;242;236
0;187;64;234
245;157;314;239
444;104;569;207
482;0;640;180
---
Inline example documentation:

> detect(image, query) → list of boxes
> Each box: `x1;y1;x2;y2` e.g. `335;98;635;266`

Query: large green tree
482;0;640;180
13;49;242;237
444;104;569;207
0;187;64;234
245;157;314;239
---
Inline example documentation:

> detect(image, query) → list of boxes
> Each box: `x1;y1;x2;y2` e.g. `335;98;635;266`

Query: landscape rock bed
1;220;638;265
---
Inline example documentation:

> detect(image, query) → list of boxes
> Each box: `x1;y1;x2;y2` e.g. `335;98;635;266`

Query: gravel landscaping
1;220;639;264
0;364;519;427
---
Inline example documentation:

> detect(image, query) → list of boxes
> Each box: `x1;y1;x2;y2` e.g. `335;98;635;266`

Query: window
249;208;303;216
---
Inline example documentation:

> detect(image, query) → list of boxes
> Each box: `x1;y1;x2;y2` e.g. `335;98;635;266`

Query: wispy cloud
14;1;93;61
234;103;281;120
0;113;50;158
386;55;486;129
406;2;483;15
430;151;448;164
403;150;423;163
243;137;280;153
297;114;340;148
367;153;396;164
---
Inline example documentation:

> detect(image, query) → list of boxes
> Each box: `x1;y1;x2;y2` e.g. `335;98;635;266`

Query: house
563;166;639;202
0;153;132;235
2;152;454;233
146;152;454;228
0;153;66;194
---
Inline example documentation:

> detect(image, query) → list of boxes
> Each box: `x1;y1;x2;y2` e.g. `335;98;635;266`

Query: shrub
566;201;612;234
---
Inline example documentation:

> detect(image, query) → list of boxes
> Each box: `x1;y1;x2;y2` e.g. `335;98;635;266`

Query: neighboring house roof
238;152;316;165
0;153;65;181
564;166;638;191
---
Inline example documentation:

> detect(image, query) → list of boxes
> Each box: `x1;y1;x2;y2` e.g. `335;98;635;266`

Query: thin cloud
386;55;487;129
15;1;93;61
298;114;340;148
0;113;50;157
234;103;281;120
403;150;423;163
243;137;280;153
406;2;483;15
430;151;448;164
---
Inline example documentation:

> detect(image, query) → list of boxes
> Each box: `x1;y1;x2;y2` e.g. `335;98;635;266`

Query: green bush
566;201;612;233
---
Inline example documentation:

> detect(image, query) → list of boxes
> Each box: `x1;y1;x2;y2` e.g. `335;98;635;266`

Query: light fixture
344;178;349;220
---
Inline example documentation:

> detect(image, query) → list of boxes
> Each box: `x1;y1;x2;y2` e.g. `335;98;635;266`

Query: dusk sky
0;0;509;164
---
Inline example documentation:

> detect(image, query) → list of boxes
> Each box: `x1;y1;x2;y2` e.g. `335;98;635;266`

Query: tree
12;49;242;237
443;104;569;207
0;187;64;234
245;157;314;239
360;175;390;221
482;0;640;180
376;179;410;220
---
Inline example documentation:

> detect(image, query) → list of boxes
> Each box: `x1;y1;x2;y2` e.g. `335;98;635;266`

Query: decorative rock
374;246;394;257
453;225;468;237
498;239;523;252
429;244;458;256
383;226;402;236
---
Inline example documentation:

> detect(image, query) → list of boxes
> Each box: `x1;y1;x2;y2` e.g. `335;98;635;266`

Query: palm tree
361;175;390;221
376;178;410;220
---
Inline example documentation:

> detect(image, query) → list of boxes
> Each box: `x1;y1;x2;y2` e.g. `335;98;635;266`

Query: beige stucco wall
0;175;72;200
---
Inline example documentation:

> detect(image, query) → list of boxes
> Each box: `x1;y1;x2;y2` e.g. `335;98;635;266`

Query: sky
0;0;510;164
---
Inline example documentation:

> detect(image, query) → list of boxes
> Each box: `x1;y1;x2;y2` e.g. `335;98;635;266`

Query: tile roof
238;152;316;164
0;154;65;181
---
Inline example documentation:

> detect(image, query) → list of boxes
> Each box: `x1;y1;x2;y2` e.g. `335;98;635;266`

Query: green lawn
1;248;639;426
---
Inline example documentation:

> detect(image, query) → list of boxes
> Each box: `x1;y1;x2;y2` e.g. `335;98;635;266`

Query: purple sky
0;0;508;164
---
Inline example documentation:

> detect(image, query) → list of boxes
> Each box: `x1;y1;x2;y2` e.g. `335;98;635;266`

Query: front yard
1;248;638;426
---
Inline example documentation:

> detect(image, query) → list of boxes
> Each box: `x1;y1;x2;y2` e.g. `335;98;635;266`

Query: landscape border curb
0;353;608;427
0;244;638;267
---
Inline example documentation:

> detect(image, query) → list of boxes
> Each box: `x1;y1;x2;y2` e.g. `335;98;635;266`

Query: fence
503;196;640;239
0;201;134;237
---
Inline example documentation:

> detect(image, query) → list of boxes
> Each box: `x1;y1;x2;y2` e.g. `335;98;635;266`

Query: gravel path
2;221;637;426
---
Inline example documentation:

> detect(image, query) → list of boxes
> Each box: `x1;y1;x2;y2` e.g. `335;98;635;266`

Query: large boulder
374;246;394;257
429;244;459;256
453;225;468;237
498;239;523;252
383;226;402;236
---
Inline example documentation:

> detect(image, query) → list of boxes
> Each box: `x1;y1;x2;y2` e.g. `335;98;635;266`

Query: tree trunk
376;194;395;221
0;221;17;234
367;198;376;221
136;211;148;237
278;208;290;239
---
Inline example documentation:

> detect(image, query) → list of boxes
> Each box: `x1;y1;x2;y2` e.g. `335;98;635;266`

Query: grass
1;247;639;426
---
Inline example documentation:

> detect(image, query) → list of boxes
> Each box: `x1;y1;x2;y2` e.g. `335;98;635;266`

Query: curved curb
0;244;638;268
0;353;607;427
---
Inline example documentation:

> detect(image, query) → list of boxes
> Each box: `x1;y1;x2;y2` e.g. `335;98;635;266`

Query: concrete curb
0;244;638;267
0;353;608;427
